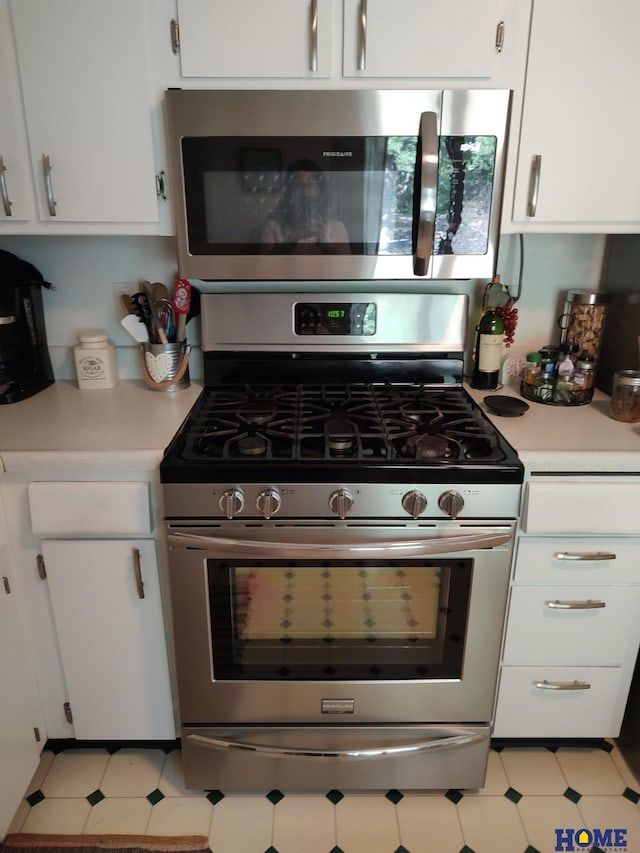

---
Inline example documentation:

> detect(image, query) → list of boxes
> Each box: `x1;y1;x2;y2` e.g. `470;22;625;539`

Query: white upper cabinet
512;0;640;230
175;0;333;79
7;0;167;231
342;0;506;79
0;0;36;224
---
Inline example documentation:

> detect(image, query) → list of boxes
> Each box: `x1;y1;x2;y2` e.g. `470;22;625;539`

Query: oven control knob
256;488;282;519
219;488;245;519
438;490;465;519
402;490;428;519
329;489;354;519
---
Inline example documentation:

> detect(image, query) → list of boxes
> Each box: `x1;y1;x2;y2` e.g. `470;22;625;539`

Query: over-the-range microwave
165;88;511;281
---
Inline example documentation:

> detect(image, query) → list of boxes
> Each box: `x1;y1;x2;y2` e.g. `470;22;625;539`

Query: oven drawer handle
186;731;485;760
545;599;606;610
168;530;511;556
554;551;617;561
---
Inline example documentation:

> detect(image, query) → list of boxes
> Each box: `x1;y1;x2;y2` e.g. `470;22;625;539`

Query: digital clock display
294;302;376;336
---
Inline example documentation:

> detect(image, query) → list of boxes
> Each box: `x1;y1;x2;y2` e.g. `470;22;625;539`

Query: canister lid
78;330;109;344
566;290;611;305
613;370;640;387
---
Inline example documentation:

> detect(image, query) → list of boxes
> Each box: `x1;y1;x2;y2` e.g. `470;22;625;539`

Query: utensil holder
140;341;191;391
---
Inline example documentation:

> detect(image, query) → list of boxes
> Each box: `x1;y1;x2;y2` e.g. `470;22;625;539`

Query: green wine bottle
471;308;505;390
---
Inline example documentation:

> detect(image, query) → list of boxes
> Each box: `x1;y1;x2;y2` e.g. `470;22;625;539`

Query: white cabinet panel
9;0;160;224
512;0;640;228
0;0;36;224
29;482;151;536
494;666;624;738
523;480;640;534
343;0;505;79
176;0;332;78
42;538;175;740
502;585;640;666
514;537;639;584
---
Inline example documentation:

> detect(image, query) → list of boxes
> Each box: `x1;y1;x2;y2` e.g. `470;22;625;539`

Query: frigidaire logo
322;151;353;157
554;826;627;851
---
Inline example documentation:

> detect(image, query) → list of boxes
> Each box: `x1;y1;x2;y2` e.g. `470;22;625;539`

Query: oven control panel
165;483;521;521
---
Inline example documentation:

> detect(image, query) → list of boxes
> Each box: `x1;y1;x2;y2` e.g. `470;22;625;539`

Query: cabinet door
176;0;332;78
9;0;160;224
0;512;42;839
0;0;36;224
512;0;640;227
343;0;505;78
42;539;175;740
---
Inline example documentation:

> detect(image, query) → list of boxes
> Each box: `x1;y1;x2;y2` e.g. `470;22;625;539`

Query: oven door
166;521;514;725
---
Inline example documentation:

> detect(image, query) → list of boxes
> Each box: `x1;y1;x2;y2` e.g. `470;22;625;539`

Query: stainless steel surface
358;0;367;70
163;482;521;520
166;520;514;725
544;599;606;610
181;725;491;791
527;153;542;217
554;551;617;561
413;111;438;276
438;489;465;520
42;154;57;216
165;88;510;281
200;292;468;354
0;156;12;216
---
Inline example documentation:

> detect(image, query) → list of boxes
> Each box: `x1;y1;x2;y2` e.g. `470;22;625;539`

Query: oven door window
208;559;471;681
182;134;496;260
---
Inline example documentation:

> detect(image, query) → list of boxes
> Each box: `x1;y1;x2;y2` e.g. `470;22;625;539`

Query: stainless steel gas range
160;292;523;792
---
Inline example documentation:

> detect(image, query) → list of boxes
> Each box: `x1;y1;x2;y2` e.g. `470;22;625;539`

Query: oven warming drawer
181;724;491;791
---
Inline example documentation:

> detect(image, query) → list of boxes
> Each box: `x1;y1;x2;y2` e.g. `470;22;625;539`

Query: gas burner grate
180;383;506;465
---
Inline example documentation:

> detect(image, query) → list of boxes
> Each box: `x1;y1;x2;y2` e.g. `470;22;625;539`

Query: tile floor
5;742;640;853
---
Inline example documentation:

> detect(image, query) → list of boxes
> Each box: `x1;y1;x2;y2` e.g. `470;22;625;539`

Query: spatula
173;278;191;343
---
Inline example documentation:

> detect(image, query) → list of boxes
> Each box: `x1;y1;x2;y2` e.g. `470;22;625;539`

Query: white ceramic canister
74;330;118;389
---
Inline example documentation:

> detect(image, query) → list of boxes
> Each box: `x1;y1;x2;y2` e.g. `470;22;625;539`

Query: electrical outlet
113;282;139;319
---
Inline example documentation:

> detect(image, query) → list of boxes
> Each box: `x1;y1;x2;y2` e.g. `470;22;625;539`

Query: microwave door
412;111;438;277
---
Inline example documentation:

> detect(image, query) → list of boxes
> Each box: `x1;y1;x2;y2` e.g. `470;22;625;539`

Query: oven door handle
168;530;511;557
186;730;485;760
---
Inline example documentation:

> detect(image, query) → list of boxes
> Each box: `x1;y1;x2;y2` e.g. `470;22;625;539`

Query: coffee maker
0;249;54;404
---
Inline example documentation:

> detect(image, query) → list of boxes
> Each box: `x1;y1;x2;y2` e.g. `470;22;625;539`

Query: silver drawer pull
554;551;617;561
0;155;13;216
527;153;542;216
42;154;57;216
545;599;606;610
132;548;145;599
310;0;318;71
357;0;367;71
187;730;484;759
534;679;591;691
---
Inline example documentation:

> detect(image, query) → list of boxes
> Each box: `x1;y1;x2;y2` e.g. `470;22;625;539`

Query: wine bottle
471;308;505;390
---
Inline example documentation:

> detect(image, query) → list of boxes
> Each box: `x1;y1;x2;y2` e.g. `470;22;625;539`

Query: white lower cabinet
40;538;175;741
494;477;640;739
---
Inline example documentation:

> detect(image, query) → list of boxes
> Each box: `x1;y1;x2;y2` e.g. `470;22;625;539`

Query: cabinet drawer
503;586;640;666
29;482;151;535
523;480;640;534
494;666;624;738
514;537;640;584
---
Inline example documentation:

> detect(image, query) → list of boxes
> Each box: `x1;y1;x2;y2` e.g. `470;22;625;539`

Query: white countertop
1;379;638;476
466;383;640;474
0;379;202;473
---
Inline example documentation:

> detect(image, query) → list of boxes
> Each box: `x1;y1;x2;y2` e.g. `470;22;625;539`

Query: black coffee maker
0;249;55;404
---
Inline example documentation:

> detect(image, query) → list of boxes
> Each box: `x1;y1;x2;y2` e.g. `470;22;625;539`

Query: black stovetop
160;380;523;485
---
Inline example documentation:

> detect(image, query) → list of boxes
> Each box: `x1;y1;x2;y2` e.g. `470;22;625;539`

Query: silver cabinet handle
545;599;606;610
526;154;542;217
534;679;591;691
413;110;439;276
554;551;617;561
168;529;511;558
187;730;484;760
357;0;367;71
132;548;145;599
42;154;57;216
310;0;318;71
0;156;12;216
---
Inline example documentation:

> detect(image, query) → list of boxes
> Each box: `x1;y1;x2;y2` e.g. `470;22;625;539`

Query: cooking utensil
143;281;169;345
152;281;170;303
173;278;191;342
120;313;149;343
155;297;176;342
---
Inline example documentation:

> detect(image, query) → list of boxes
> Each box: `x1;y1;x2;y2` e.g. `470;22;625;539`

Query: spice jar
74;330;118;389
609;370;640;423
